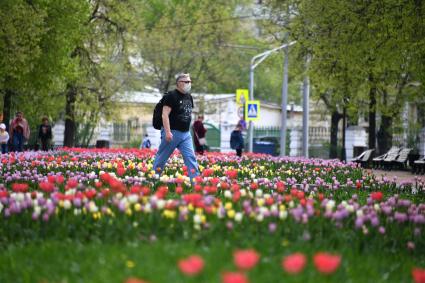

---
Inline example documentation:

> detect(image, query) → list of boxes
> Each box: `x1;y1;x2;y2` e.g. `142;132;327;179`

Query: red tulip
297;191;305;199
178;255;204;276
222;272;249;283
0;190;9;198
39;182;55;193
85;189;97;199
202;168;214;177
371;191;383;202
233;249;260;270
117;167;126;176
282;253;307;274
11;183;29;193
276;181;285;192
265;197;274;206
47;175;56;183
210;177;220;185
313;252;341;274
356;180;362;189
232;191;241;202
100;172;113;183
130;185;141;194
194;184;203;192
141;186;150;196
175;186;183;194
155;186;168;199
250;182;258;190
225;169;238;179
56;175;65;184
220;181;230;190
231;183;240;192
66;178;78;189
412;267;425;283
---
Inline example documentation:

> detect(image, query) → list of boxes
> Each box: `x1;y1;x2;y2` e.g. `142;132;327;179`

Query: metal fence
204;122;221;150
253;126;291;156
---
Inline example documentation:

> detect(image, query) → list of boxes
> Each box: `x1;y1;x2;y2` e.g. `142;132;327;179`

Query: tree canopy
1;0;424;149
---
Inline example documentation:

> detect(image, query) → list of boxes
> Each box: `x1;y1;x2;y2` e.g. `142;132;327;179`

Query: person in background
192;115;207;155
0;123;9;154
237;118;247;131
38;116;52;151
9;111;30;152
230;124;244;157
141;134;151;149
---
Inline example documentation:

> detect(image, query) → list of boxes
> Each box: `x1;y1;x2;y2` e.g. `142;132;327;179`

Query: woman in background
230;124;244;157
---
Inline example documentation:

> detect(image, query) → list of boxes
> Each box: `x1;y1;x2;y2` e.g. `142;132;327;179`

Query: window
113;122;127;142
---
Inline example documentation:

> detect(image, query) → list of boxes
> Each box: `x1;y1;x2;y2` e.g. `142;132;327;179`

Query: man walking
152;73;199;181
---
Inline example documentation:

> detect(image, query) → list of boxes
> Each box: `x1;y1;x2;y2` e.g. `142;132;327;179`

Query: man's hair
16;111;23;116
175;73;190;84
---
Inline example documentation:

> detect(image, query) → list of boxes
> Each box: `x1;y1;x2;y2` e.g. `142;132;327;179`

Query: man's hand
165;131;173;142
162;105;173;142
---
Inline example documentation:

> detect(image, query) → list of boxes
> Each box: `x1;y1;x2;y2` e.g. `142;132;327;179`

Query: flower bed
0;149;424;283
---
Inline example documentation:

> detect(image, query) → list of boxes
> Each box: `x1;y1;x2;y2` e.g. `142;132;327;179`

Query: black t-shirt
39;124;52;140
163;89;194;132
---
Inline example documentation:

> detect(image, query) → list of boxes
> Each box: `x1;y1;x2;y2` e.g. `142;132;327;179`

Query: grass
0;228;423;283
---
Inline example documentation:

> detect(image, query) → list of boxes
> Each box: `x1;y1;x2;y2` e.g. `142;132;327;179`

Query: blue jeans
1;143;7;154
13;132;24;152
153;129;199;180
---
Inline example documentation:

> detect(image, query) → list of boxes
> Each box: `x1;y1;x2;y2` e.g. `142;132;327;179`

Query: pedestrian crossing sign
236;89;249;105
245;100;260;121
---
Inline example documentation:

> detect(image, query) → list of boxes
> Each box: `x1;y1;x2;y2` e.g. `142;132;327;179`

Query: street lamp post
280;45;289;156
248;41;297;153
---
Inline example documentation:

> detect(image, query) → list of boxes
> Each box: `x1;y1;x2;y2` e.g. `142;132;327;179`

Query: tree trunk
3;89;13;131
377;115;392;154
341;106;347;162
64;85;77;147
377;89;393;154
368;86;376;150
330;110;342;159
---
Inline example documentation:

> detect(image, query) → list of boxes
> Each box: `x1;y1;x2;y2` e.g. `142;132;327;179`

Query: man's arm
162;105;173;142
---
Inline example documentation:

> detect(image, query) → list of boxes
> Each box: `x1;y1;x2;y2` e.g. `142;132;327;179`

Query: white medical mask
182;83;191;94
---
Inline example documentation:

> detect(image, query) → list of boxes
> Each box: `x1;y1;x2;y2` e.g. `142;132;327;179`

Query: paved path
369;169;425;185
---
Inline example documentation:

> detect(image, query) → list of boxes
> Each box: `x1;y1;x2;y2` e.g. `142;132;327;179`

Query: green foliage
122;139;142;149
0;0;45;90
134;1;242;92
132;0;291;103
0;0;90;130
264;0;425;122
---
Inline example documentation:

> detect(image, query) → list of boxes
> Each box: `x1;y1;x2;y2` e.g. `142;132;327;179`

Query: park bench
383;148;411;170
413;156;425;175
372;146;400;169
350;149;375;168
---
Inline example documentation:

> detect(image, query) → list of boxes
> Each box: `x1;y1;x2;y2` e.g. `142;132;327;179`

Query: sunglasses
179;81;192;84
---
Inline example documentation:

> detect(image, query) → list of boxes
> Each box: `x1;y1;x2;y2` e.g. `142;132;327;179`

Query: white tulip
235;212;243;222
